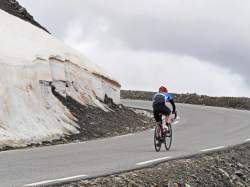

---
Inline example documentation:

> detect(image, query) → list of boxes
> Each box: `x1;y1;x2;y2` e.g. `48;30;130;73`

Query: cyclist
152;86;176;133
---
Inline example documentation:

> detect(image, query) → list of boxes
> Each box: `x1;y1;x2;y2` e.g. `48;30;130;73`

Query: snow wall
0;10;121;147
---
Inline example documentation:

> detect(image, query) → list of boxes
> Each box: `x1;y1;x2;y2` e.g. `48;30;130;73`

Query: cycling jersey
153;92;172;107
152;91;176;122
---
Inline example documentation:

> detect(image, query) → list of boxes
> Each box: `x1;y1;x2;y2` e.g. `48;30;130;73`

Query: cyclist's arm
152;96;155;108
169;99;176;113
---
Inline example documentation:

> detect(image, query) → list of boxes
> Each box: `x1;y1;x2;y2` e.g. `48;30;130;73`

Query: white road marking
200;146;225;152
135;156;172;165
57;141;85;146
113;134;134;138
0;150;18;153
177;116;180;119
244;139;250;142
23;175;88;186
172;121;180;125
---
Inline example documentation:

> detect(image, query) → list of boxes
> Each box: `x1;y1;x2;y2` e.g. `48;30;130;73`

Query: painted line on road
0;150;18;153
23;175;88;186
172;121;180;125
131;106;144;109
113;134;134;138
135;156;172;165
244;139;250;142
200;146;225;152
57;141;86;146
177;116;180;119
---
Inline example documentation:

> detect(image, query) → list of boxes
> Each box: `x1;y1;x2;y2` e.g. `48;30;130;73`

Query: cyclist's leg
166;112;172;123
153;106;162;123
153;106;165;135
161;105;171;124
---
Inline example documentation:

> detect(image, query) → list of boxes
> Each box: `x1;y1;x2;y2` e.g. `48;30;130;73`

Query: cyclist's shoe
165;123;170;134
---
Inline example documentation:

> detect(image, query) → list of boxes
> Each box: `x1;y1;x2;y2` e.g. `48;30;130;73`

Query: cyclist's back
152;86;176;125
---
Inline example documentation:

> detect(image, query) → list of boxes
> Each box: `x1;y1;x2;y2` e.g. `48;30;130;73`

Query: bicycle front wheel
164;124;172;150
154;124;163;152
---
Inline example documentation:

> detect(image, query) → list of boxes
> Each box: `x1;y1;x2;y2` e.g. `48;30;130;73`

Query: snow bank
0;10;121;147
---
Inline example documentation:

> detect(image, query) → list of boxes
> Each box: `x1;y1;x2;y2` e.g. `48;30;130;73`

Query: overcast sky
18;0;250;97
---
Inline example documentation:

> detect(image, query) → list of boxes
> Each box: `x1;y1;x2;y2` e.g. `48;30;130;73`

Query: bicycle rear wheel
154;124;163;152
164;123;172;150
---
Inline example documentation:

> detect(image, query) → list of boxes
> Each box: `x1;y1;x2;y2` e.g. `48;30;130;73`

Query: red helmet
159;86;168;92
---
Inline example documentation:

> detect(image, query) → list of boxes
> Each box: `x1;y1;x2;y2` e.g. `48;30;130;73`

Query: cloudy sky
18;0;250;97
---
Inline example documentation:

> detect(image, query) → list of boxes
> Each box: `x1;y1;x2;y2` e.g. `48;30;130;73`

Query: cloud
64;34;250;97
18;0;250;96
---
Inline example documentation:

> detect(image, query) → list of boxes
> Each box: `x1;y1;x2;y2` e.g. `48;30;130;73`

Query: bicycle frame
159;111;177;125
154;111;177;151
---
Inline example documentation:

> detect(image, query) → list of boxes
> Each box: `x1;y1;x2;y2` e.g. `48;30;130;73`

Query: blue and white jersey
152;92;172;106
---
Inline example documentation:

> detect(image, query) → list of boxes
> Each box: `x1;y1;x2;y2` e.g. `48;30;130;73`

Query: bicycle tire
164;123;172;150
154;124;163;152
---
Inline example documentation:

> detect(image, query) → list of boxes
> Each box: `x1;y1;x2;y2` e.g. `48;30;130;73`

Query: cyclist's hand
172;111;176;114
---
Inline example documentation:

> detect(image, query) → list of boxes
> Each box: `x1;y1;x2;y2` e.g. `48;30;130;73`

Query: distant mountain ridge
0;0;50;33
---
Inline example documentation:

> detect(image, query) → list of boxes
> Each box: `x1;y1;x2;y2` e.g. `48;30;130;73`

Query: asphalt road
1;99;250;187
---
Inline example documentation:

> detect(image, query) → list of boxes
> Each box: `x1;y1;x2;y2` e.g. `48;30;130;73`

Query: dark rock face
51;90;155;142
0;0;50;33
121;90;250;110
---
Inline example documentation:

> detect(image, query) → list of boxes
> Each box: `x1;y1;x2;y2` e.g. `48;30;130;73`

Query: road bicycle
154;111;177;152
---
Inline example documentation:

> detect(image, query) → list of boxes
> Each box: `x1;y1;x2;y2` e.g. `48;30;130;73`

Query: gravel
121;90;250;111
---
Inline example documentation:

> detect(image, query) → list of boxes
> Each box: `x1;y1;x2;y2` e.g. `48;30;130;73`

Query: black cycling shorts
153;104;171;122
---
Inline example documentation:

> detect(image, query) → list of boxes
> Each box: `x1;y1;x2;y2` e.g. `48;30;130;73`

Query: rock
219;168;230;178
237;162;244;168
202;157;208;161
214;157;220;162
168;179;174;187
190;175;198;181
18;7;27;13
243;165;249;171
235;171;246;180
235;181;245;187
174;183;180;187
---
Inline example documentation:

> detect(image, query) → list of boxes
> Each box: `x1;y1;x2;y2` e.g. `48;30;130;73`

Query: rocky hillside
121;90;250;110
0;0;50;33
